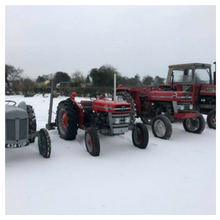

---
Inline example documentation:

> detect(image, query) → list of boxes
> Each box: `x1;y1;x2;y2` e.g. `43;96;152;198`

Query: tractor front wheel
152;115;172;140
207;109;216;129
85;128;100;156
183;114;205;134
38;128;51;158
132;123;149;149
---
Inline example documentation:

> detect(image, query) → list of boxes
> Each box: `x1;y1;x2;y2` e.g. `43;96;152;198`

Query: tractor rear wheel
152;115;172;140
85;128;100;156
38;128;51;158
183;114;205;134
27;105;37;143
132;123;149;149
207;109;216;129
56;99;78;140
116;91;136;125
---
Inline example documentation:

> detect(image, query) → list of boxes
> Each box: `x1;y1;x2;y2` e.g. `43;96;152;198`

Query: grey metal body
166;63;212;85
5;103;29;144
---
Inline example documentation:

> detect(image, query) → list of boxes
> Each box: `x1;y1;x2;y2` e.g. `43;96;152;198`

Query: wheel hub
86;133;93;152
134;128;142;144
154;119;166;137
186;118;199;131
210;114;216;127
61;113;67;131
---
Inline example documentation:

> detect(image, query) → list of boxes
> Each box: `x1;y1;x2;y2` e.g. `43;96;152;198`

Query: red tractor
164;62;216;129
116;63;215;139
46;92;149;156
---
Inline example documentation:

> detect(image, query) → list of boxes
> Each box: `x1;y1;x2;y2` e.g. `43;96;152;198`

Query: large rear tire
38;128;51;158
183;114;205;134
27;105;37;143
207;109;216;129
132;123;149;149
116;91;136;125
152;115;172;140
85;128;100;156
56;99;78;140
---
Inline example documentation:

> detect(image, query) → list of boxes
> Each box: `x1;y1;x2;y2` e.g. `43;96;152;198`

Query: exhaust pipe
213;62;216;85
114;73;116;101
46;81;56;130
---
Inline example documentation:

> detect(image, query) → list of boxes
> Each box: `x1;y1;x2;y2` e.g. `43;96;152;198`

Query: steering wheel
5;100;16;106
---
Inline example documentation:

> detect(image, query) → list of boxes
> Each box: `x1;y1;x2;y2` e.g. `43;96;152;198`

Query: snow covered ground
5;94;216;215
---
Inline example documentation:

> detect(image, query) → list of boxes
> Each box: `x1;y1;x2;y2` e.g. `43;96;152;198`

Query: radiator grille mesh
6;119;16;140
19;119;28;140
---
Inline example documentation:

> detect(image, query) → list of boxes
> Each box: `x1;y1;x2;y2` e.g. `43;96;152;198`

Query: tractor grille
19;119;28;140
114;105;131;112
109;113;130;134
6;118;28;141
177;102;191;112
6;119;16;140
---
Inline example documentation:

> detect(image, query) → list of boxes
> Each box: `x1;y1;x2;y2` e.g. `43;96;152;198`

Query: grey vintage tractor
5;100;51;158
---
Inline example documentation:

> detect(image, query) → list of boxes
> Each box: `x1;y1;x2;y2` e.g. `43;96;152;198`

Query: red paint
174;112;199;119
137;129;141;143
92;99;131;113
88;135;93;150
61;113;67;130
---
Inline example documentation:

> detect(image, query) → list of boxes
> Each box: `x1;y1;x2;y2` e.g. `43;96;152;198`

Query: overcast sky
5;5;216;80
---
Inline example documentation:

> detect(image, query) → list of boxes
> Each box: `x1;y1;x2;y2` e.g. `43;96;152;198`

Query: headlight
125;117;130;123
115;118;121;124
189;104;193;110
177;105;185;110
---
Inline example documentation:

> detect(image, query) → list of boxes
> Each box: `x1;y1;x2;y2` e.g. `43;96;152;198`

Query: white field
5;94;216;215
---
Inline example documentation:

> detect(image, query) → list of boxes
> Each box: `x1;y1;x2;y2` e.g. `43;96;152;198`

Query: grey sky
5;5;216;80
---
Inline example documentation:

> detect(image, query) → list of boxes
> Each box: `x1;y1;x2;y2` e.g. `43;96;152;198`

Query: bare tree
71;71;85;87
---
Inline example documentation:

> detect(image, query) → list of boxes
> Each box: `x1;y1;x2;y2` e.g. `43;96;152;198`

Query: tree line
5;64;165;95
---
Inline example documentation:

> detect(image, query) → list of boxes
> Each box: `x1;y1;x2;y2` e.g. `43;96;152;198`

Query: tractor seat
81;101;93;113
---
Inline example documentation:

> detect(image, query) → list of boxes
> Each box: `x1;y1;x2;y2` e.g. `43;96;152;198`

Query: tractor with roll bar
46;79;150;157
116;62;216;139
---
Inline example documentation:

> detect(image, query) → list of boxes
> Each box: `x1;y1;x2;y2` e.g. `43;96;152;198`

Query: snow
5;94;216;215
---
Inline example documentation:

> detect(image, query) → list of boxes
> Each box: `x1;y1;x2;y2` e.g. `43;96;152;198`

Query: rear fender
131;91;141;114
117;88;142;115
70;96;84;129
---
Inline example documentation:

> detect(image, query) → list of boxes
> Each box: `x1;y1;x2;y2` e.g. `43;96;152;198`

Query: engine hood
148;91;192;101
92;99;131;113
5;105;28;120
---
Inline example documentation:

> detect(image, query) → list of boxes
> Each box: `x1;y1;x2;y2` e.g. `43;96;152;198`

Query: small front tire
151;115;172;140
183;114;205;134
85;128;100;156
132;123;149;149
38;128;51;158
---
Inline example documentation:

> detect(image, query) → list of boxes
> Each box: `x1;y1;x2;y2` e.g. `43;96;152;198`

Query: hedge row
58;87;114;97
